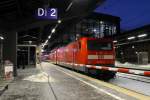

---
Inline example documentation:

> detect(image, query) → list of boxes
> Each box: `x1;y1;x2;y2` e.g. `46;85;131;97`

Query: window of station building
86;20;117;38
100;22;105;38
112;25;117;35
81;21;88;34
93;20;100;38
81;19;100;38
74;19;117;39
103;22;117;36
76;22;82;35
84;19;95;37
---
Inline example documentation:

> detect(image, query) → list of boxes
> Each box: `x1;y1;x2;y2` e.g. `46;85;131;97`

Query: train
48;37;116;80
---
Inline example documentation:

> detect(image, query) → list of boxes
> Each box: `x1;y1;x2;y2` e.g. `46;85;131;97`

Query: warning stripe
118;68;129;73
56;61;150;77
144;71;150;76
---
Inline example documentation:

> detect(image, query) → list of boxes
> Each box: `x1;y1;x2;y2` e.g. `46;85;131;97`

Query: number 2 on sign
51;8;56;16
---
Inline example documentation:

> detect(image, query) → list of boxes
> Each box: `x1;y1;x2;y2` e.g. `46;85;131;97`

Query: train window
87;40;112;50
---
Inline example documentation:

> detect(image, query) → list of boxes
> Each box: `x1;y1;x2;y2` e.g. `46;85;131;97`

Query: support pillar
3;32;17;76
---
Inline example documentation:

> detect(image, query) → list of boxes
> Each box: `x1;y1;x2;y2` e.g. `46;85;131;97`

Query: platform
0;62;150;100
0;79;10;96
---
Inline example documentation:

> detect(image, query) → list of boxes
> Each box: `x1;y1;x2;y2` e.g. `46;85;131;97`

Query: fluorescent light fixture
48;35;51;39
45;40;48;44
0;36;4;40
51;28;56;33
66;2;73;12
113;40;117;43
41;49;44;52
100;21;103;24
29;41;32;44
137;34;147;38
58;20;62;24
43;43;47;47
132;45;135;48
93;29;97;32
127;36;135;40
42;39;49;48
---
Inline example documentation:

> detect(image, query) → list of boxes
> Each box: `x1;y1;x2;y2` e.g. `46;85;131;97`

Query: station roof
86;12;120;23
0;0;104;44
0;0;102;32
3;0;150;49
95;0;150;32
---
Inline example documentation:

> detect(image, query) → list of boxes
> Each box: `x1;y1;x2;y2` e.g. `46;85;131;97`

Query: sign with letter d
36;8;58;19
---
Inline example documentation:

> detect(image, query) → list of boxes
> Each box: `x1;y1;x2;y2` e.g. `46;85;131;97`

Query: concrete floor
110;74;150;96
0;62;149;100
0;68;56;100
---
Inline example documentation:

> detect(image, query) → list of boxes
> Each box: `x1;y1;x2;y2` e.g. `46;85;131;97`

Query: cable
38;62;58;100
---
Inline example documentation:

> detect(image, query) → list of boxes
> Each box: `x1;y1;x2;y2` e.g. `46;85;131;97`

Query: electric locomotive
49;37;116;79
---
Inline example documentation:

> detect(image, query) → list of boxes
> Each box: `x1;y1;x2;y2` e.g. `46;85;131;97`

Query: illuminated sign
37;8;58;19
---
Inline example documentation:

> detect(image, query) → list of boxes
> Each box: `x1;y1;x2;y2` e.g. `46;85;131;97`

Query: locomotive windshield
87;40;112;50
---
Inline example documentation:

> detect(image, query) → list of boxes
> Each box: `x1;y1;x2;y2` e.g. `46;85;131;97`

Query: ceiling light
58;20;62;24
0;36;4;40
45;40;48;44
41;49;44;52
127;36;135;40
29;41;32;44
66;2;73;12
48;35;51;39
113;40;117;43
93;29;97;32
137;34;147;38
132;46;135;49
100;21;103;24
51;28;56;33
42;43;48;48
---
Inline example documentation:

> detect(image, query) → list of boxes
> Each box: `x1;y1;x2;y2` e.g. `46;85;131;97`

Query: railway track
116;72;150;83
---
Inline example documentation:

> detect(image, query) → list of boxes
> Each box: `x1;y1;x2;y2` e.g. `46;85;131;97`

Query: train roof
79;37;113;41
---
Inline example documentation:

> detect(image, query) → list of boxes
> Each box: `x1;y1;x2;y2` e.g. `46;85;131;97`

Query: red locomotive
49;37;116;79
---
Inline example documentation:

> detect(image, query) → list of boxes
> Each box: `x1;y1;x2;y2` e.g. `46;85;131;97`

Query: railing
57;62;150;77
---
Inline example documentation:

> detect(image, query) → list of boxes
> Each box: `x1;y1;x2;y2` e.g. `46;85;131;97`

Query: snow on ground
23;72;55;83
115;61;150;70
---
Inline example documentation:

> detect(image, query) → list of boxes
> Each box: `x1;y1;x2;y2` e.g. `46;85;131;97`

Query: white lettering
38;8;45;16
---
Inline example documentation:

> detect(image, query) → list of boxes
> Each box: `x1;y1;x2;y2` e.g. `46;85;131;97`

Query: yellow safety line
52;63;150;100
74;72;150;100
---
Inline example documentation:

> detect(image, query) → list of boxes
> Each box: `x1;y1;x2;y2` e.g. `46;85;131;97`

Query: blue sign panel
37;8;58;19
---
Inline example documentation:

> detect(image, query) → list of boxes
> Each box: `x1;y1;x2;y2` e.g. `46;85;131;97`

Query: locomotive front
86;38;115;67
